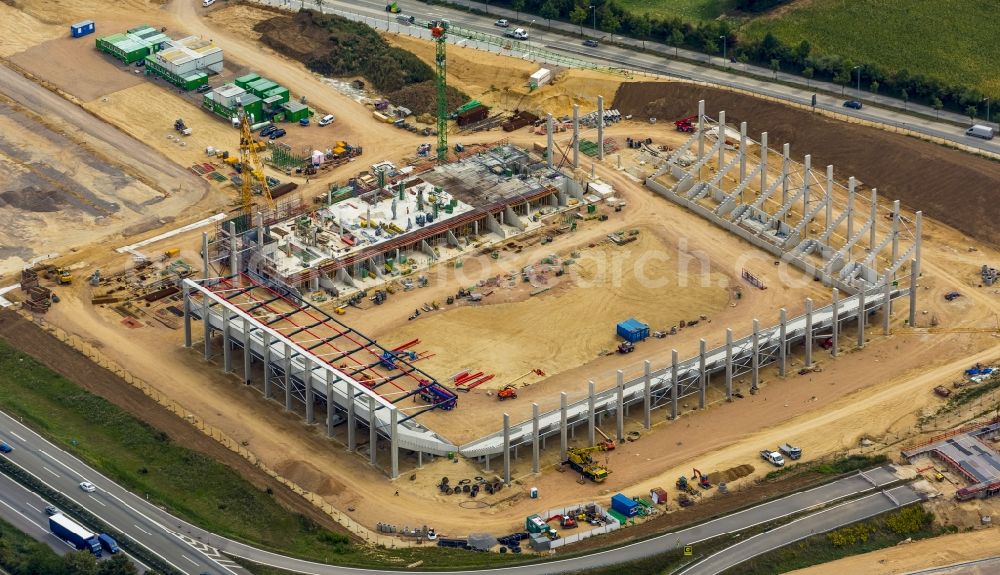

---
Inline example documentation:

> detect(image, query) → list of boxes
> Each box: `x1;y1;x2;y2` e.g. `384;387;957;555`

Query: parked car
318;114;335;127
583;39;599;48
269;128;287;140
259;125;277;138
79;481;96;493
843;100;862;110
45;505;58;516
202;0;216;7
196;84;212;94
0;441;11;454
495;19;509;28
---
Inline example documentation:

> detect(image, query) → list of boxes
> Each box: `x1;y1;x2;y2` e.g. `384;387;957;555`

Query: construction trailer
202;85;263;123
234;73;261;89
617;318;650;343
611;494;639;517
71;20;95;38
95;25;169;64
280;101;312;123
143;35;222;90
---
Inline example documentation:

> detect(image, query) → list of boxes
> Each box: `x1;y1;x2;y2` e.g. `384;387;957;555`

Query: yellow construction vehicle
235;107;274;214
564;446;609;483
55;268;72;285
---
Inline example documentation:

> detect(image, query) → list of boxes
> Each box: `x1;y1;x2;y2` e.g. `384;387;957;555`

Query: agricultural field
614;0;731;22
742;0;1000;95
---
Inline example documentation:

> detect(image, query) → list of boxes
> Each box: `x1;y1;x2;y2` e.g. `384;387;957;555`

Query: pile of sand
708;463;755;485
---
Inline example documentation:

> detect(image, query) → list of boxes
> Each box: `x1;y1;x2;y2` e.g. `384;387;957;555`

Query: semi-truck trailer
49;513;102;556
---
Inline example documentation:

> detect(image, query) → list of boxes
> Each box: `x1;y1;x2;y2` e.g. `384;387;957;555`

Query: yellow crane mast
237;107;275;215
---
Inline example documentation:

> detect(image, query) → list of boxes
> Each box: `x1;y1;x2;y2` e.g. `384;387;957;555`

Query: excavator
691;468;712;489
564;446;609;483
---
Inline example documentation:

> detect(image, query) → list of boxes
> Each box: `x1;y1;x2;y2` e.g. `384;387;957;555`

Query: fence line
20;310;407;547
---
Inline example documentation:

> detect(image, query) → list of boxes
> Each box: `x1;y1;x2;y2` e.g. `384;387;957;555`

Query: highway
0;411;243;575
1;404;917;575
285;0;1000;158
678;484;924;575
0;471;72;556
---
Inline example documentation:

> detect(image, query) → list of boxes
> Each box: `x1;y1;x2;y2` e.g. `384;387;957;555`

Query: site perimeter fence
20;311;411;548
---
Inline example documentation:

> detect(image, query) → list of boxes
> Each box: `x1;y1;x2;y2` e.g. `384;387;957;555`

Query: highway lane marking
181;554;198;565
41;466;59;478
25;503;40;513
9;431;25;442
133;524;152;535
38;449;86;481
88;494;106;507
0;500;48;533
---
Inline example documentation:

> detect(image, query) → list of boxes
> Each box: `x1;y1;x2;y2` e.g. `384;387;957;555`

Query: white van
966;124;995;140
202;0;216;7
318;114;335;127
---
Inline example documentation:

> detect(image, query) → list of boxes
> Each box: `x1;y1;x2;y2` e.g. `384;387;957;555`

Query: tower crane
429;20;449;163
236;104;274;215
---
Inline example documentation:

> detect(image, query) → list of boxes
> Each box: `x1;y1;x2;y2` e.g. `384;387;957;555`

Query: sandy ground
788;529;1000;575
4;0;1000;556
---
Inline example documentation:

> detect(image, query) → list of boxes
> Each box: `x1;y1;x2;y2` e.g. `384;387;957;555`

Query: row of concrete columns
492;279;913;478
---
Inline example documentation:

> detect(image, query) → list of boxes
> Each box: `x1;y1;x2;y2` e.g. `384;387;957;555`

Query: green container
450;198;458;207
234;73;260;89
587;204;597;214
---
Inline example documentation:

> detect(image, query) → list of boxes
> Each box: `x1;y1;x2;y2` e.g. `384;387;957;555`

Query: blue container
611;493;639;517
71;20;95;38
616;318;649;343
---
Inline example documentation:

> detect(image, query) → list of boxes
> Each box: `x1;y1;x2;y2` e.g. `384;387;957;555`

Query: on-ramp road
3;408;914;575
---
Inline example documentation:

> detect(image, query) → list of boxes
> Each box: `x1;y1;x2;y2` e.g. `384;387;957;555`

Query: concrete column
725;329;733;401
283;343;292;411
346;380;356;448
858;283;867;348
698;339;707;409
560;392;568;462
869;189;879;249
242;318;251;385
717;110;726;170
847;176;856;241
202;296;211;360
883;268;892;336
390;409;399;480
597;96;605;161
531;403;540;474
697;99;705;158
670;349;679;420
759;132;768;193
751;319;760;390
305;368;315;425
369;396;377;466
825;165;834;225
222;307;232;373
202;232;210;279
228;221;239;279
802;154;811;216
739;121;747;181
891;199;901;265
183;289;193;348
804;298;814;369
572;104;580;168
908;258;919;327
502;413;511;485
587;380;596;445
546;114;554;169
781;143;791;206
262;331;272;399
642;360;652;430
831;288;840;357
328;372;337;440
778;308;788;376
616;370;625;442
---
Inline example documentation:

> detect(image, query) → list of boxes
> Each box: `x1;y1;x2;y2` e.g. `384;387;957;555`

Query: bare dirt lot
613;82;1000;247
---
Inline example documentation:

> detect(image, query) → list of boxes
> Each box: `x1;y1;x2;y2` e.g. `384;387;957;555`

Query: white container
529;487;538;498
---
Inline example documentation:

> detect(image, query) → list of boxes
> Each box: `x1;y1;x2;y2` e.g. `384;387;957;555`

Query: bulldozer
497;385;518;401
564;446;609;483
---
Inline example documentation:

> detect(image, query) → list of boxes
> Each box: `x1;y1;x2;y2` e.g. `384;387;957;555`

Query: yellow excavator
55;268;72;285
565;446;610;483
